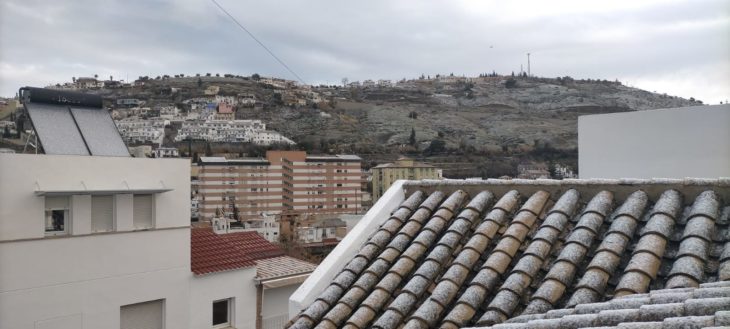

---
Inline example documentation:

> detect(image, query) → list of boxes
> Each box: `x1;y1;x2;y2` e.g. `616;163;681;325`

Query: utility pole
527;53;531;77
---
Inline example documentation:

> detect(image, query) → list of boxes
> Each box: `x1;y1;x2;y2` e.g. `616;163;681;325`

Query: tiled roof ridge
440;190;551;329
362;191;494;328
342;191;477;329
666;190;718;289
289;191;431;328
614;190;684;297
475;190;612;326
519;191;615;317
405;177;730;187
566;190;650;307
397;190;522;329
470;281;730;329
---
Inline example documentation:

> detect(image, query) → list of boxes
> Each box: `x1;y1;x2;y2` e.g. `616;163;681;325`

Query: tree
409;127;416;146
94;74;98;79
197;77;203;87
205;142;213;156
251;73;261;81
2;126;10;138
342;77;348;87
72;77;76;83
505;78;517;89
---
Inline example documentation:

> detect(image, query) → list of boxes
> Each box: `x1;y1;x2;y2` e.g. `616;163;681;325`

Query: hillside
74;75;701;177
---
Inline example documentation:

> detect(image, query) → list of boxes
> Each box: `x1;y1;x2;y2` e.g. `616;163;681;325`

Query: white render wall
0;154;191;329
289;180;406;318
189;268;258;329
579;104;730;179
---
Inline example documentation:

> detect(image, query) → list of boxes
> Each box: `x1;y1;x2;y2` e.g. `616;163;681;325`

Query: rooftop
288;178;729;328
190;227;284;276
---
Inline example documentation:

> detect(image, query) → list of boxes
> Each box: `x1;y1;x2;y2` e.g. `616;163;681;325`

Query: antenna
527;53;531;77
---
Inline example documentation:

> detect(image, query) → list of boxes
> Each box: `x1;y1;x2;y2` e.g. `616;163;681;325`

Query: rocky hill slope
93;75;700;177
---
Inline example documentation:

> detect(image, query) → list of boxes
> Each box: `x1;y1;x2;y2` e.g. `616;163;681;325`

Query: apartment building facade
197;151;363;223
371;157;443;200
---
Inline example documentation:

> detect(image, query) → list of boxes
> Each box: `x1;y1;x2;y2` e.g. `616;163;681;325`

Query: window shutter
133;195;154;229
91;196;114;232
45;196;69;209
120;299;163;329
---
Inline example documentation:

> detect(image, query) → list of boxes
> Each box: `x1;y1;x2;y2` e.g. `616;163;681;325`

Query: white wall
189;268;258;329
579;104;730;179
0;154;191;329
289;180;406;318
0;229;191;329
263;285;299;319
0;154;191;240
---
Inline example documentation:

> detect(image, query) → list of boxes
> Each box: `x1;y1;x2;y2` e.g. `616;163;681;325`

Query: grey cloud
0;0;728;103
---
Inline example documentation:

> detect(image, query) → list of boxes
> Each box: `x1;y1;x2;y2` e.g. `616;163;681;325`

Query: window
133;195;154;229
45;196;69;236
91;195;114;232
213;298;233;328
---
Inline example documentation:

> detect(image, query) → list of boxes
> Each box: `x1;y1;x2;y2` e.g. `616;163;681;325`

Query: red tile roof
191;228;285;276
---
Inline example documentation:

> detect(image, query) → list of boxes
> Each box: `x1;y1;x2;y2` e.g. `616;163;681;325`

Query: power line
209;0;306;84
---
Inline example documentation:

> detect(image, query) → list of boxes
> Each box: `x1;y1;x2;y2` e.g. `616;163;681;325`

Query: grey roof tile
574;213;607;235
492;190;521;213
462;234;489;256
686;190;720;221
639;214;676;239
546;189;581;217
596;232;632;256
519;190;551;216
693;286;730;299
566;228;599;249
524;239;554;260
400;190;427;211
638;302;686;321
612;190;649;221
581;190;615;217
605;216;640;240
649;189;683;219
715;310;730;326
661;315;715;329
675;236;710;260
556;243;589;266
294;182;729;329
559;313;599;329
684;297;730;316
525;317;563;328
595;308;641;326
371;310;404;329
574;302;616;314
682;216;715;242
512;254;545;276
567;286;603;307
332;271;358;290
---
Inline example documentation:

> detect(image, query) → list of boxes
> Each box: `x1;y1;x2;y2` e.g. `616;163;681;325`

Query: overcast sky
1;0;728;103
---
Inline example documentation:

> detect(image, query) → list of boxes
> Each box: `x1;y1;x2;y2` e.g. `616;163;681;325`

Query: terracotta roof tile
191;227;285;276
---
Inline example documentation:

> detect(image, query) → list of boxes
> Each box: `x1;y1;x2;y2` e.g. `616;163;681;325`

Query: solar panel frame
24;103;90;156
69;106;129;157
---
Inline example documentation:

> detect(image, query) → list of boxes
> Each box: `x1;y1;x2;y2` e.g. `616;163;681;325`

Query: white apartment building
115;118;165;145
175;119;294;145
153;147;180;158
2;87;313;329
0;153;192;329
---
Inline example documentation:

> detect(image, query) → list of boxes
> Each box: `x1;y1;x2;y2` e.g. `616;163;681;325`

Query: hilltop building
371;157;443;200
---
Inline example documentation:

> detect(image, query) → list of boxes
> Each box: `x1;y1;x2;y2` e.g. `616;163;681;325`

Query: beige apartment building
197;151;363;223
371;157;443;200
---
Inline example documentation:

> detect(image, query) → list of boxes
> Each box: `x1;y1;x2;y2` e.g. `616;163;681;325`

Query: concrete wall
189;268;258;329
289;180;406;318
263;284;299;319
0;154;191;329
0;153;191;240
579;104;730;179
